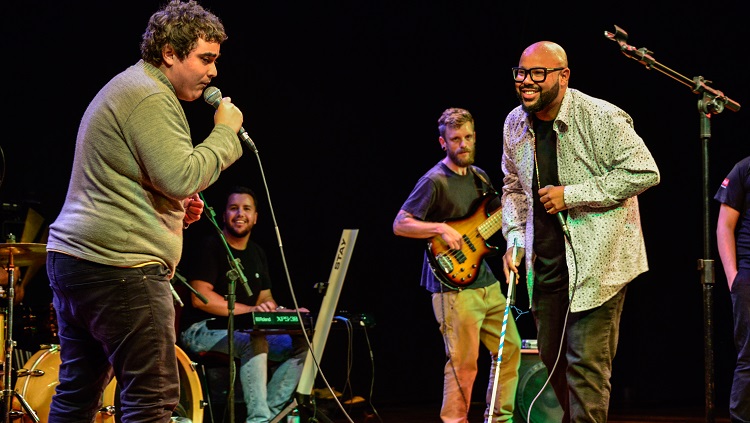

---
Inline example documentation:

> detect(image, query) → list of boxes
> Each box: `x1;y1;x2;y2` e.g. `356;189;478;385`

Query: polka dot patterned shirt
501;88;660;312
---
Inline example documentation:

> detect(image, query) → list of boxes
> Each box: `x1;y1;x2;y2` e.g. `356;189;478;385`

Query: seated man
178;185;307;423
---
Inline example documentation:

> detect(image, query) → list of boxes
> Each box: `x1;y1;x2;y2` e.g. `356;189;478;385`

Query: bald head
520;41;568;68
515;41;570;120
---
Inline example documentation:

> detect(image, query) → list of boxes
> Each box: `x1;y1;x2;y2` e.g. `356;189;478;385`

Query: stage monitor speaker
513;349;563;423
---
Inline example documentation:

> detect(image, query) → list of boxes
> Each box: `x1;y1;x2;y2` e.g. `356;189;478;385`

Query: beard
518;80;560;114
225;222;251;238
448;146;475;168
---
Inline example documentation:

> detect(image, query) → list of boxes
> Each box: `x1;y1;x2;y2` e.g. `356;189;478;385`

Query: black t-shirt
715;155;750;270
177;233;273;331
531;117;568;289
399;161;500;292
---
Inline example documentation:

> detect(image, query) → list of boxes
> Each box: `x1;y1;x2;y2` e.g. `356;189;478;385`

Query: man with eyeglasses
500;41;660;422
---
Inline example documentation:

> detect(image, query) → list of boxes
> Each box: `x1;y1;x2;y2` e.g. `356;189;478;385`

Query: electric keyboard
205;311;314;331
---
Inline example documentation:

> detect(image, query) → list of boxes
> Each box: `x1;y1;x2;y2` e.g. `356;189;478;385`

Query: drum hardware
47;304;58;343
22;307;38;339
99;404;116;417
14;367;44;378
12;344;203;422
0;236;46;423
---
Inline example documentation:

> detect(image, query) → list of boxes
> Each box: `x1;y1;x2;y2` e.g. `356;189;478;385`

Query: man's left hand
183;194;204;226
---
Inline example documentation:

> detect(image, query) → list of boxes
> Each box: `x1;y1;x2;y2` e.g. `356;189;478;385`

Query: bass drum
13;344;203;423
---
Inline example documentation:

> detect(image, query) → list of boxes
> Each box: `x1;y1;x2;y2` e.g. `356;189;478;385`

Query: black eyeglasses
512;67;565;83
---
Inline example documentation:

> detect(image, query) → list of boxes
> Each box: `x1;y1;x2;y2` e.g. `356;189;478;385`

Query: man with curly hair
45;1;245;421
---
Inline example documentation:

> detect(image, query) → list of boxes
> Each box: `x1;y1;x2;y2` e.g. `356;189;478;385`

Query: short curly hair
140;0;227;66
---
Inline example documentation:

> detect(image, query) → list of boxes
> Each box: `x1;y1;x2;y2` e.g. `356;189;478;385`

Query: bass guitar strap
470;166;497;196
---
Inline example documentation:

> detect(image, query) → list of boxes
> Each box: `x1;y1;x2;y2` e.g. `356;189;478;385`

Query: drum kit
0;241;204;423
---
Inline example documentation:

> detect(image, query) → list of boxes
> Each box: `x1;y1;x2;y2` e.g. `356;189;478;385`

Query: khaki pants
432;283;522;423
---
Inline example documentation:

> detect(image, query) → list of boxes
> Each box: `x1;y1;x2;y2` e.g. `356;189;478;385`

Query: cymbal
0;243;47;267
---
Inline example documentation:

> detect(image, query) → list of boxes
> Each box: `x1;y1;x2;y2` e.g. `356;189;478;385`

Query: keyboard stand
284;229;359;423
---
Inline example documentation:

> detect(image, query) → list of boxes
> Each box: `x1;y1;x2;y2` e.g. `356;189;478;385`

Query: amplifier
514;340;563;423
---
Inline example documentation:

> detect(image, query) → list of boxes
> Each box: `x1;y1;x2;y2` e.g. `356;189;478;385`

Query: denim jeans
432;283;522;423
181;320;307;423
730;269;750;423
533;282;627;423
46;251;179;423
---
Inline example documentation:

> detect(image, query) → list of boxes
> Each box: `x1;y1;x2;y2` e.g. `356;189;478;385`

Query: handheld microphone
544;185;571;242
203;86;257;153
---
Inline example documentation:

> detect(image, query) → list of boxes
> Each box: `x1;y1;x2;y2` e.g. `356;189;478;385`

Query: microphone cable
528;155;579;422
526;234;579;423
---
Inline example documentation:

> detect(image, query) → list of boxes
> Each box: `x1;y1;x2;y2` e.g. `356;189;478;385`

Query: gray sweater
47;60;243;274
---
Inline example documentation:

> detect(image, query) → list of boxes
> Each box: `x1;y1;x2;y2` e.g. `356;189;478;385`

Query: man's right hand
439;223;464;251
502;246;525;284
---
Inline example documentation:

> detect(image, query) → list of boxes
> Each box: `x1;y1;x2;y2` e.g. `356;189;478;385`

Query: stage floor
325;403;731;423
205;400;731;423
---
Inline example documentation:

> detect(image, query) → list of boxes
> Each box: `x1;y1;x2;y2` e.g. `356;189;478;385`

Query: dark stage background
3;0;748;416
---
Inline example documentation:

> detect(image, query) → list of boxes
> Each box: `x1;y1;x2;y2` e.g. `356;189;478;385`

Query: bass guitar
426;194;503;288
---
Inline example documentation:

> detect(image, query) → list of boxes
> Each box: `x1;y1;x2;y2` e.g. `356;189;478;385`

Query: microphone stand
604;25;741;423
199;193;252;423
172;270;208;306
203;89;354;422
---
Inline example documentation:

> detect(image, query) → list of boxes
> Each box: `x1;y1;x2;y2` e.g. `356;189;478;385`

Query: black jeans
533;282;627;423
46;251;179;423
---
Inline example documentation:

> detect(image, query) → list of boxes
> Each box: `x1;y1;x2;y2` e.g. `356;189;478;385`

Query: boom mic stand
604;25;740;423
199;193;252;423
171;270;208;307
